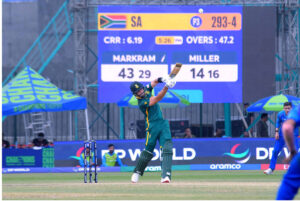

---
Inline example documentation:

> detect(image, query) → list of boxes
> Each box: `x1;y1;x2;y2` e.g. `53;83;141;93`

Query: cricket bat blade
169;63;182;79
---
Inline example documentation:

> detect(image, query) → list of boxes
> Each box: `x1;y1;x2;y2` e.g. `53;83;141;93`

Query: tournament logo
223;144;251;164
190;16;202;28
100;15;127;29
70;147;84;162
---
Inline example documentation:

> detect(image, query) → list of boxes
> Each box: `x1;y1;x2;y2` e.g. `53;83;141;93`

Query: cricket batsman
276;104;300;200
130;77;176;183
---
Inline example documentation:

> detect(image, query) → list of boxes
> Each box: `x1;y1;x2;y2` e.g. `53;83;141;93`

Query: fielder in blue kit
276;104;300;200
264;102;299;175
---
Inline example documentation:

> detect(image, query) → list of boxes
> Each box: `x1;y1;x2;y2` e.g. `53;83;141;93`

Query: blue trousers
276;153;300;200
269;136;299;171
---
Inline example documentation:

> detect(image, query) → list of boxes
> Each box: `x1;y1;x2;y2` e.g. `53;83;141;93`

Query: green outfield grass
2;170;300;200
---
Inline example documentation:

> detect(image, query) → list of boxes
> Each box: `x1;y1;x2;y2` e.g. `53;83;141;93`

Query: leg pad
134;150;153;176
161;140;173;179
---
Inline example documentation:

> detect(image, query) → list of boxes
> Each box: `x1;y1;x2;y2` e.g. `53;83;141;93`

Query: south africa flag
100;15;127;29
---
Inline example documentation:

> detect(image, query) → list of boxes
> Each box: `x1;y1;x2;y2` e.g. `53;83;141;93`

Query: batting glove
165;79;176;88
157;77;169;83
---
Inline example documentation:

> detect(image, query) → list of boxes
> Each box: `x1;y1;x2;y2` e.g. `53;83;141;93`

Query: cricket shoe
264;168;273;175
161;176;171;183
131;172;140;183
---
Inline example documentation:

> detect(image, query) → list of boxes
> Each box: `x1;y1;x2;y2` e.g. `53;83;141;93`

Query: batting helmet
130;81;144;95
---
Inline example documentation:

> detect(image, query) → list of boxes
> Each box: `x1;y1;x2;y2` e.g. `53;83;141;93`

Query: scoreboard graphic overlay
98;6;242;103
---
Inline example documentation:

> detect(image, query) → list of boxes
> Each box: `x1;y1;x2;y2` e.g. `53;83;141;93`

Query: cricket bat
169;63;182;79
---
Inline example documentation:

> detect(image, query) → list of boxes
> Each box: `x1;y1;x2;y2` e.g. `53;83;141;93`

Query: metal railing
3;0;72;86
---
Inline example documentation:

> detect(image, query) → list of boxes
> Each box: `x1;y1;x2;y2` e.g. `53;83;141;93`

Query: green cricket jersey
137;84;164;123
137;83;172;151
103;152;118;166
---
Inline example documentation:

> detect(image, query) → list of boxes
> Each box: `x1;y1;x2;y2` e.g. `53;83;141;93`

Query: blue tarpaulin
2;66;87;116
